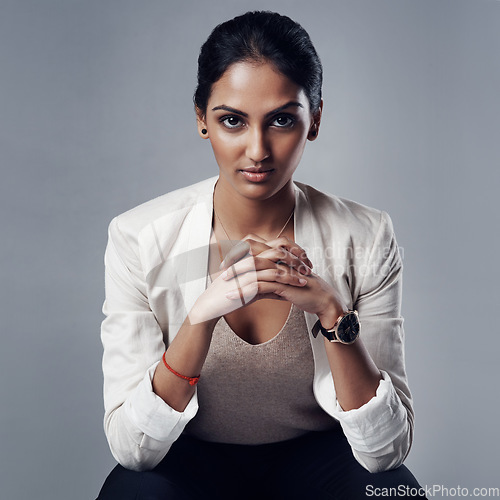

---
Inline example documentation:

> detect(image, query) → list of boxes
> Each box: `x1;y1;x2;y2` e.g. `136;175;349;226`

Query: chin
238;178;292;202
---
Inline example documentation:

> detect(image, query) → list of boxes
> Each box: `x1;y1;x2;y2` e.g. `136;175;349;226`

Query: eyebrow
211;101;304;118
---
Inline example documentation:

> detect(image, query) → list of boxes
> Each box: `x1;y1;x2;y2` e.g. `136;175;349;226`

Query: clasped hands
188;235;346;327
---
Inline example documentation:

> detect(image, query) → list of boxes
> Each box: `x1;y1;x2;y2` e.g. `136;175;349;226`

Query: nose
245;127;270;164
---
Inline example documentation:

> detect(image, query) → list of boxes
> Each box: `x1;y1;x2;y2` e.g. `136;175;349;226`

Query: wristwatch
314;310;360;345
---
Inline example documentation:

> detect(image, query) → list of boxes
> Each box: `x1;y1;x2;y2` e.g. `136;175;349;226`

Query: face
197;61;321;202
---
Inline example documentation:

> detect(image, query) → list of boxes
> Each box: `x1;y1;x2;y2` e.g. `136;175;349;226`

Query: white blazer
101;176;413;473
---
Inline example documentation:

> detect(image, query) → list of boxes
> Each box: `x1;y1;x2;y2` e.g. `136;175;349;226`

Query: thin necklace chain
213;205;294;244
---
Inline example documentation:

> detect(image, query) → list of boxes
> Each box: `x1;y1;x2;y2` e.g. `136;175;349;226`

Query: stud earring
201;129;207;135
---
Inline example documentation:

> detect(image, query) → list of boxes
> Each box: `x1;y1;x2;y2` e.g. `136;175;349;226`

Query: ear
195;107;209;139
307;99;323;141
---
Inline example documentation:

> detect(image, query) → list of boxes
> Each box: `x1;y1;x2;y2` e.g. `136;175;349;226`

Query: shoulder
108;176;217;240
294;181;395;242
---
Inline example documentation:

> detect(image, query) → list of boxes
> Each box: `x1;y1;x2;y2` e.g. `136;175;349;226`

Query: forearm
152;314;219;412
323;338;381;411
317;307;381;411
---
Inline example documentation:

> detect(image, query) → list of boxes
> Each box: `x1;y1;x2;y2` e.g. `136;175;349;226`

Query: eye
271;115;295;128
220;115;244;129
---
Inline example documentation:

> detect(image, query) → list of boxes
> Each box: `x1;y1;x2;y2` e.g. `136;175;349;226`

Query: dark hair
194;11;322;116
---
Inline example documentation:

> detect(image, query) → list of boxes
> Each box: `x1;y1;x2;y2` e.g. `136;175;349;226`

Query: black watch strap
311;319;324;339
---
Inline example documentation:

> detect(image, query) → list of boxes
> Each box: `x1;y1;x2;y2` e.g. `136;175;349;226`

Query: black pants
97;427;426;499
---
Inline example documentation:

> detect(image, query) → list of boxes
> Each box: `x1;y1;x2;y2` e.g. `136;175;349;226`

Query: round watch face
337;313;360;344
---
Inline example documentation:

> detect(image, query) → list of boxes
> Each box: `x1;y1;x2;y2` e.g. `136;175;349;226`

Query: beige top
184;303;338;444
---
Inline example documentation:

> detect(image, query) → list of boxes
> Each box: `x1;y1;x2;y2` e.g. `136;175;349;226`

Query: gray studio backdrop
1;1;499;498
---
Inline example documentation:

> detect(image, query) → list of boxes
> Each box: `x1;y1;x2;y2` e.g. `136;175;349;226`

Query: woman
98;11;425;499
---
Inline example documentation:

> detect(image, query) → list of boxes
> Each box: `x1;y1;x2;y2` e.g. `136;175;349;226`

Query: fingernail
226;291;238;299
221;270;228;280
299;278;307;285
219;261;225;270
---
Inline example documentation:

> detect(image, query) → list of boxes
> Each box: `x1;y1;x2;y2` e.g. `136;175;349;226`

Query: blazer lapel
176;178;217;321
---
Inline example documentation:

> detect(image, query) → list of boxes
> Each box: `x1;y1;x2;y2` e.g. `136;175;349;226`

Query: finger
241;235;312;271
242;233;267;244
221;252;311;281
256;268;309;287
265;236;313;270
219;236;313;274
225;263;308;288
256;247;313;276
243;238;272;257
225;281;291;303
226;269;308;307
220;255;257;280
221;253;282;280
218;240;251;270
219;238;273;271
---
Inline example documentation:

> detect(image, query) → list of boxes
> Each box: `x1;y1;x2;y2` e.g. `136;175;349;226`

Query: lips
239;167;274;183
240;167;274;173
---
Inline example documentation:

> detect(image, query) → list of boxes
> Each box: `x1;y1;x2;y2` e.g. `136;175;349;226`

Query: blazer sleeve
330;210;414;473
101;217;198;471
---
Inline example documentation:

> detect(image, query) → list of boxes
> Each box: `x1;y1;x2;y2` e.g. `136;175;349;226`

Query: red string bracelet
162;352;200;386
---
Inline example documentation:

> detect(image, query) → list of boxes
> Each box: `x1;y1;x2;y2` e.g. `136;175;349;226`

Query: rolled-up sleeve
331;210;413;473
101;217;198;471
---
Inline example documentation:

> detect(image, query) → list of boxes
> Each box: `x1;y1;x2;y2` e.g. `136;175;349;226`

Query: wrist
317;300;345;330
186;308;220;331
187;296;222;329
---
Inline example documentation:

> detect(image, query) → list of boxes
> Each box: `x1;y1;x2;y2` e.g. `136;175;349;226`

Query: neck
213;179;295;241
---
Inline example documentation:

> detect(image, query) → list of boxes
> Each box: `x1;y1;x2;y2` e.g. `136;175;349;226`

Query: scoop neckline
218;302;295;347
